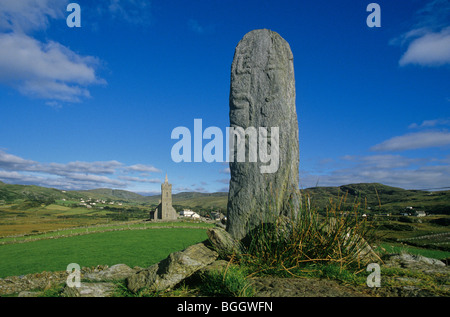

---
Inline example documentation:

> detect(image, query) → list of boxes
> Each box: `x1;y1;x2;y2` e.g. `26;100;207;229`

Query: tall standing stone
226;29;300;240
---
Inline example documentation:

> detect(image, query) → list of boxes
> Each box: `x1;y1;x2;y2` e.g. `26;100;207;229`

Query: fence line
400;232;450;241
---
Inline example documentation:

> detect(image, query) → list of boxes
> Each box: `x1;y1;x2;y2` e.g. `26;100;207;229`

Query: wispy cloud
0;0;105;103
392;0;450;67
343;154;425;169
408;118;450;129
118;176;161;183
125;164;161;173
302;116;450;189
173;185;208;193
0;0;67;33
370;131;450;152
188;19;215;35
301;154;450;190
399;27;450;67
106;0;152;26
0;150;161;190
0;33;105;102
0;150;36;170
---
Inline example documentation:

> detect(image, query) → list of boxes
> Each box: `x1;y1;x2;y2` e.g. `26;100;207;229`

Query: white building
180;210;201;218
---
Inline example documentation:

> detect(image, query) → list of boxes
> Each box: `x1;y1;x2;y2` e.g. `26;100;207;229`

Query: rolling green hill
78;188;150;202
0;183;75;202
0;183;148;204
303;183;450;215
172;192;228;212
1;181;449;215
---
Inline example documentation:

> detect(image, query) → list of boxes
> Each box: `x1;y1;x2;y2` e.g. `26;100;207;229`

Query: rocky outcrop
0;264;140;297
384;253;446;271
0;271;69;296
206;227;242;259
83;263;137;282
2;246;448;297
126;242;218;293
61;264;139;297
370;253;450;297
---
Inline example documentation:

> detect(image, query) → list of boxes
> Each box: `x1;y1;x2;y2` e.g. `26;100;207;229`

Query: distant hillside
302;183;450;215
172;192;228;211
0;182;75;202
0;182;229;210
78;188;149;202
0;182;142;204
0;182;449;214
141;191;228;211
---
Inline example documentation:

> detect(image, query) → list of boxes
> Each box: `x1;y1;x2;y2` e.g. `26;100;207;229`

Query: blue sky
0;0;449;194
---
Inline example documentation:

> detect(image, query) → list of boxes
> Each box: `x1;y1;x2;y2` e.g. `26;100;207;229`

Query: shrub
236;193;376;277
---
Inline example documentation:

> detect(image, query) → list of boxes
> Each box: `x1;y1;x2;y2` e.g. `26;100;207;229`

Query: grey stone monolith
226;29;300;240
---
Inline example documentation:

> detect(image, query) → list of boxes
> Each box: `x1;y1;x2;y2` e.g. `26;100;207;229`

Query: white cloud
0;33;104;102
0;0;105;103
0;0;68;33
393;0;450;67
0;1;156;103
370;131;450;152
0;150;161;190
173;185;209;193
300;155;450;190
409;118;450;129
45;160;123;176
0;150;36;170
65;173;125;186
118;176;160;183
359;154;423;169
399;27;450;66
125;164;162;173
302;124;450;190
216;178;230;184
173;186;193;193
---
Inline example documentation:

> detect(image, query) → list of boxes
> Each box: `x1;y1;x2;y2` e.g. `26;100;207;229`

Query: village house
415;210;426;217
180;210;200;219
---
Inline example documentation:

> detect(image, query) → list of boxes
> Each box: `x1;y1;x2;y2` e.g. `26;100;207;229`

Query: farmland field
0;226;210;278
0;181;449;281
0;202;151;237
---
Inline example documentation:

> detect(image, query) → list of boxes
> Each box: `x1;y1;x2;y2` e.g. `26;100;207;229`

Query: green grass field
379;243;450;260
0;221;212;244
0;227;209;278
